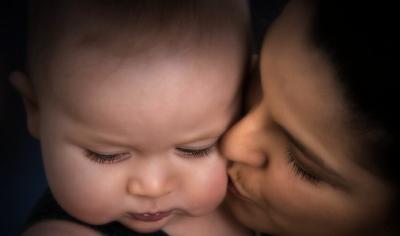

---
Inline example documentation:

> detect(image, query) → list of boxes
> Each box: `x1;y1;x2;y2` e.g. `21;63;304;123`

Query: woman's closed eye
286;146;320;184
84;149;130;164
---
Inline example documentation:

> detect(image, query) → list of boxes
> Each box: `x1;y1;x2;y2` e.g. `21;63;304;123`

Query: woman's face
222;0;394;235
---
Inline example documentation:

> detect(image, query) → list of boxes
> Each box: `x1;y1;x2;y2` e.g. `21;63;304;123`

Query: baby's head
26;0;250;89
12;0;250;233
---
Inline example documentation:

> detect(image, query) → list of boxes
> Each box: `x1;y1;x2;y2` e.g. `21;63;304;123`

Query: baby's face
33;42;244;233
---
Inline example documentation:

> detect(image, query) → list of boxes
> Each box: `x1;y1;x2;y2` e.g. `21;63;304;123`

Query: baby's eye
84;149;130;164
176;144;216;159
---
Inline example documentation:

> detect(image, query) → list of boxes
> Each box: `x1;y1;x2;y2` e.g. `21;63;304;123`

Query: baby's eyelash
84;149;128;164
286;147;320;184
176;145;216;158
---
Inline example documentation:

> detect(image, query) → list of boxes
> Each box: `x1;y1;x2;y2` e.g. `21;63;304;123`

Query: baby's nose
127;163;174;198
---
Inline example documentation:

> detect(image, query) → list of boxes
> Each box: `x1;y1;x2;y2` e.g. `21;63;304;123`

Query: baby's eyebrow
175;135;222;148
66;131;132;149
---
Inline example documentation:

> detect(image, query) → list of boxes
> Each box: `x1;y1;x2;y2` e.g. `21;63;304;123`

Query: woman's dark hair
249;0;288;52
311;0;399;230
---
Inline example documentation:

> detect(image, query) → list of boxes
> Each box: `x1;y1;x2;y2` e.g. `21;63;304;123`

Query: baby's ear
9;71;40;139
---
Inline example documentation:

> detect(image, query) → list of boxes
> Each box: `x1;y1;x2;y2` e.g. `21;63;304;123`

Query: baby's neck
163;207;252;236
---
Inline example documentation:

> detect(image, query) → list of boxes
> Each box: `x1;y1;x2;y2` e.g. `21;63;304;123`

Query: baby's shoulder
22;220;102;236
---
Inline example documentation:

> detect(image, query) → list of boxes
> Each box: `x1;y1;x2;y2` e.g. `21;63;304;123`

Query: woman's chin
225;193;276;235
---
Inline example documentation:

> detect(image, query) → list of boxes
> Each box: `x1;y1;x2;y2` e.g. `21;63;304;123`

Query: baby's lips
126;210;172;222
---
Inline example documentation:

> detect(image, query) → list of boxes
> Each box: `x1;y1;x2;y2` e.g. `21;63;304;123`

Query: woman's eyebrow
279;125;348;185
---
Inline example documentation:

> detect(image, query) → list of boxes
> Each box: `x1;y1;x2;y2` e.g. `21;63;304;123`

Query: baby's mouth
127;210;172;222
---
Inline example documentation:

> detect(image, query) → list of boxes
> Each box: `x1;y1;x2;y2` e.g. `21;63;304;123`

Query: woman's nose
127;162;174;198
221;109;267;167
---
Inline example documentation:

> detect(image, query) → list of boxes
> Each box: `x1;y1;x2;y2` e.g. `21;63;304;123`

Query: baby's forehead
37;27;244;93
28;0;249;70
37;38;243;126
28;1;250;94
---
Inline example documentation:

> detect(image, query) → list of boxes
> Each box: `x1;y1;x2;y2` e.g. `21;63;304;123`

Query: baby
12;0;251;236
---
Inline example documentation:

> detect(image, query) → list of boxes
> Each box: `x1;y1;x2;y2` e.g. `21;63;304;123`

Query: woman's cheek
260;159;314;216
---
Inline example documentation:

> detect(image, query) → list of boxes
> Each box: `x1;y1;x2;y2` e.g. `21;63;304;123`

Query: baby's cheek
206;168;229;201
45;155;123;224
56;174;123;224
187;160;228;214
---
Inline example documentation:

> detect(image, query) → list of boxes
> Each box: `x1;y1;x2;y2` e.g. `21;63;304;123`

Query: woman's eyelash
176;145;215;158
84;150;128;164
286;147;320;184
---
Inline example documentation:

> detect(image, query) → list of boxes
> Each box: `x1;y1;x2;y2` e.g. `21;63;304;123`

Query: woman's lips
228;177;252;202
127;210;172;222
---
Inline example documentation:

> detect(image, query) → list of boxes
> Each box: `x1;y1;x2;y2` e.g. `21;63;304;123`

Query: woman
222;0;399;235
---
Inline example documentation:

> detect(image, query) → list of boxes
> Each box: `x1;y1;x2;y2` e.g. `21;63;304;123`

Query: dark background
1;1;47;236
0;1;284;235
